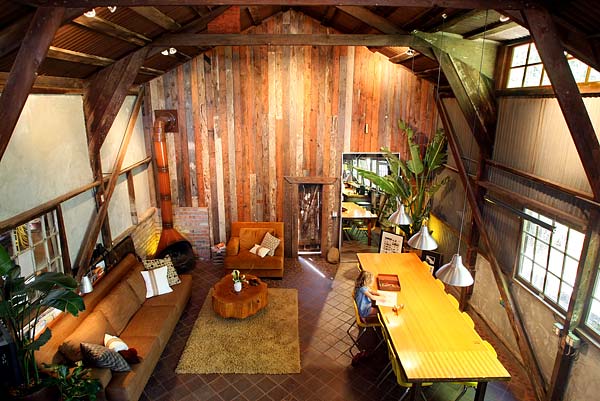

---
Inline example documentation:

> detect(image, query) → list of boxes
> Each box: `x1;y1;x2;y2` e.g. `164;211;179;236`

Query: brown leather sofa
36;253;192;401
224;222;284;278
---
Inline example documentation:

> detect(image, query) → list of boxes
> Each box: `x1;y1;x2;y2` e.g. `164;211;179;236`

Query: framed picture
421;250;442;275
379;231;404;253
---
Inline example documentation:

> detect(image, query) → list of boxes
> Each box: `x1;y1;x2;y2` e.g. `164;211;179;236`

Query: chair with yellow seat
452;340;497;401
447;293;459;309
461;312;475;329
378;314;432;400
346;296;383;357
434;278;445;290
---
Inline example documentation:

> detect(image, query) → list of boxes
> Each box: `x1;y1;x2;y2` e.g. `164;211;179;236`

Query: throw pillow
119;348;141;364
250;244;270;258
59;312;115;363
239;228;274;250
143;255;181;286
81;342;131;372
260;232;281;256
141;266;173;298
104;334;129;352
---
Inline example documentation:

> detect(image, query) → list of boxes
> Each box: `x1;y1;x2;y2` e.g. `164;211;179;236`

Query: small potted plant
0;244;85;399
231;269;246;292
44;362;102;401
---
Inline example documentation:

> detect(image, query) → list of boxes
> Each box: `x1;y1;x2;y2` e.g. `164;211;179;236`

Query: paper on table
376;290;398;307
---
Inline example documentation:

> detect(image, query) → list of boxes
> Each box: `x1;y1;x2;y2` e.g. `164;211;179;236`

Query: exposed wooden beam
0;71;86;93
29;0;530;9
84;48;149;158
465;20;520;39
436;50;496;158
153;33;414;47
246;6;263;26
438;99;547;401
388;50;415;64
433;9;480;32
76;90;145;280
0;7;65;163
130;6;181;30
321;6;337;26
0;8;84;60
524;8;600;200
72;14;151;46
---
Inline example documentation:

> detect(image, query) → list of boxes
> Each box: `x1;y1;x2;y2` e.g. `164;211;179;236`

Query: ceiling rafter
130;6;181;30
72;14;151;46
0;71;86;93
464;20;519;39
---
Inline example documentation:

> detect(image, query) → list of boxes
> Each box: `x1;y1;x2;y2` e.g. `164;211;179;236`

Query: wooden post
0;7;65;162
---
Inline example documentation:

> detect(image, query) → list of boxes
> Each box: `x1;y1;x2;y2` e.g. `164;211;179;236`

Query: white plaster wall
565;342;600;401
0;95;91;219
61;190;98;268
108;176;131;240
133;169;152;217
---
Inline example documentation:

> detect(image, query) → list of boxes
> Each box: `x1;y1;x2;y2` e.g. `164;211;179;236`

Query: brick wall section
172;207;211;260
128;206;210;261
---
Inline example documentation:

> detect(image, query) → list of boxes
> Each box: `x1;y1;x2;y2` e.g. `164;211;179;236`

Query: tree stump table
211;274;268;319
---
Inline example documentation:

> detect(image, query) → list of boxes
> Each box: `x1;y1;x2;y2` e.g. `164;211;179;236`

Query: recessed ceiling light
83;9;96;18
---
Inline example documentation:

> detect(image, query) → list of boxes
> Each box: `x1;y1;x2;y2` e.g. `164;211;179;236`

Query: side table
212;274;268;319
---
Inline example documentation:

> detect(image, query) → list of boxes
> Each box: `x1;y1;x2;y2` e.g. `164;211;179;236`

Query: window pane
568;59;588;82
567;230;585;258
558;283;572;310
532;264;545;291
552;222;568;250
523;234;535;258
507;67;525;88
34;242;47;268
562;256;578;286
541;71;551;86
524;220;537;236
548;248;564;276
512;44;529;66
524;65;543;87
544;274;560;302
534;241;549;265
586;299;600;335
528;45;541;64
519;256;533;281
589;68;600;82
594;276;600;299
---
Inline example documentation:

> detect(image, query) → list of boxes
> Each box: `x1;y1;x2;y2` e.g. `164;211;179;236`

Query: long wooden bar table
357;252;510;401
341;201;377;245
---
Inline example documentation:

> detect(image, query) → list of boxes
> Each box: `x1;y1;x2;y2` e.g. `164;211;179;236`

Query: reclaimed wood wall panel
145;10;437;247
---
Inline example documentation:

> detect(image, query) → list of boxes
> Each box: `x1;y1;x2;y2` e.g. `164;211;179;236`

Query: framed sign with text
379;231;403;253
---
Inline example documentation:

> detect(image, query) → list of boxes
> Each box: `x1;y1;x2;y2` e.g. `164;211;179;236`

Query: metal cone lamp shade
80;276;93;294
436;254;474;287
389;203;413;225
407;222;438;250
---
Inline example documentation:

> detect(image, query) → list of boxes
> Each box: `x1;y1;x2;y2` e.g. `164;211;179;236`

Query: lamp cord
456;10;489;255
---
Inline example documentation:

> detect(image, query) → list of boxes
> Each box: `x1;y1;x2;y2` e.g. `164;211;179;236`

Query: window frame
513;208;585;315
582;260;600;342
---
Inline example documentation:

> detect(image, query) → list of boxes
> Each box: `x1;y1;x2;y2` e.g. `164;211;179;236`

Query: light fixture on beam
499;15;510;22
407;220;438;250
84;9;96;18
108;6;117;13
436;254;473;287
161;47;177;56
405;48;415;56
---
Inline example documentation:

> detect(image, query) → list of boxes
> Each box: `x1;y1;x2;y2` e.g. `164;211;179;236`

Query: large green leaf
424;129;447;171
27;272;78;292
405;125;424;175
0;244;13;276
24;327;52;351
41;289;85;316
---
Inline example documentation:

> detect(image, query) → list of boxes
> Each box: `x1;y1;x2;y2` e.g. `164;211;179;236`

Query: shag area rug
176;288;300;374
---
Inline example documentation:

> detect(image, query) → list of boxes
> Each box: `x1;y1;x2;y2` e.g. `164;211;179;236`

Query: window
0;210;65;281
506;42;600;89
516;209;585;311
585;268;600;336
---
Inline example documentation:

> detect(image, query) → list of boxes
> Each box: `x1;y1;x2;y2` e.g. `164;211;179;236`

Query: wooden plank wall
144;10;437;249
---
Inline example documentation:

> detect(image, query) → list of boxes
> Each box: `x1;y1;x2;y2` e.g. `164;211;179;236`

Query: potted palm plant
357;120;449;237
0;243;85;399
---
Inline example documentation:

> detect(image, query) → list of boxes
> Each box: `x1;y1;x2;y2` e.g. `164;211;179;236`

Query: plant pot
233;281;242;292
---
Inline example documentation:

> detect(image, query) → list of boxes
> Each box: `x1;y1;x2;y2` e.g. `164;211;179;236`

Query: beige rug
176;288;300;374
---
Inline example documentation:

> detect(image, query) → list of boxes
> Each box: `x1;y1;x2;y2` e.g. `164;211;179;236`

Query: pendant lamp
407;220;438;250
436;254;473;286
388;200;412;225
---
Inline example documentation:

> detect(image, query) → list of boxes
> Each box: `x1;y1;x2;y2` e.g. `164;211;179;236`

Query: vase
233;281;242;292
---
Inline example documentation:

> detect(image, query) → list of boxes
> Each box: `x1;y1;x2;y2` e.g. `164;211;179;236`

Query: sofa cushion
95;282;142;335
260;232;281;256
59;311;116;363
89;367;112;389
225;248;284;269
239;228;274;250
105;336;161;401
125;265;146;304
143;275;192;315
120;305;178;348
81;342;131;372
143;256;181;286
226;237;240;256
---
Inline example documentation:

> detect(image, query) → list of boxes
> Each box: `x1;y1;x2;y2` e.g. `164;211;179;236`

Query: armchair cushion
239;228;274;250
226;237;240;256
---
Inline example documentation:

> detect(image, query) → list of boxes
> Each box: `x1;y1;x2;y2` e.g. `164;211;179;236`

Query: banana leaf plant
357;120;449;237
0;243;85;397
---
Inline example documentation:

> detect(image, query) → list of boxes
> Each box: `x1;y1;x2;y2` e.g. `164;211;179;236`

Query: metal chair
381;337;432;400
452;341;497;401
346;297;383;357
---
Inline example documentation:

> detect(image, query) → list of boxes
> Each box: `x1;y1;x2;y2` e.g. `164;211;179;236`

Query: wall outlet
553;322;564;336
566;332;581;349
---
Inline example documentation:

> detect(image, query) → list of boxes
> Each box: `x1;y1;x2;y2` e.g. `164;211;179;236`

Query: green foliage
0;243;85;395
45;362;101;401
357;120;449;236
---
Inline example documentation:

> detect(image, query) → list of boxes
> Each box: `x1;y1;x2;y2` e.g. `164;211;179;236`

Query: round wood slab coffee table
212;274;268;319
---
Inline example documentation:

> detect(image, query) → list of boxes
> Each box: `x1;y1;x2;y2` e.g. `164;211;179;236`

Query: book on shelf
377;274;401;291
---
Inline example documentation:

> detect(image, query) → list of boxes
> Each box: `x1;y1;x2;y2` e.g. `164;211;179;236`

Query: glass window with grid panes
516;209;585;311
0;210;65;281
506;42;600;88
585;268;600;337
